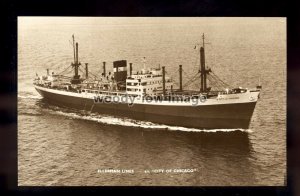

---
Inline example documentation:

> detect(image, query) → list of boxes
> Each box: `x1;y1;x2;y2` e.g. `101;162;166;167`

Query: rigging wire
183;72;200;88
77;66;100;80
87;70;99;79
184;77;200;89
210;71;232;88
78;66;85;75
54;62;75;76
208;74;225;89
45;38;232;93
207;75;224;91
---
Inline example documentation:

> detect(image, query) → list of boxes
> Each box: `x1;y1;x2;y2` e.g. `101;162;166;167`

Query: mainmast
199;33;211;93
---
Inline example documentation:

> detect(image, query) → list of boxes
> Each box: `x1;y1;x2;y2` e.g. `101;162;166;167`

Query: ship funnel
113;60;127;83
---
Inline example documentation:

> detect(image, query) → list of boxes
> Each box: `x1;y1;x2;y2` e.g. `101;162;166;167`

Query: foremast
71;35;82;84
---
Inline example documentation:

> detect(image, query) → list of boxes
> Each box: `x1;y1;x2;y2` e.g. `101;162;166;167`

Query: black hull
35;87;257;129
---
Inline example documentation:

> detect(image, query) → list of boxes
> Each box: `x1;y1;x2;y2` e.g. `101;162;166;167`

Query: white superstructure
126;67;173;96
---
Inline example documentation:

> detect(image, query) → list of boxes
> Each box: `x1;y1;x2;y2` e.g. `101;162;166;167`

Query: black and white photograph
18;17;286;186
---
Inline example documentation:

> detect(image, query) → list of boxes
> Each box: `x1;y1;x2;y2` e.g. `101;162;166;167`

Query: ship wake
18;92;42;100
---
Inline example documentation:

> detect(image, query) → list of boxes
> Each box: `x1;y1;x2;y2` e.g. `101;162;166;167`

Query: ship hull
35;87;257;129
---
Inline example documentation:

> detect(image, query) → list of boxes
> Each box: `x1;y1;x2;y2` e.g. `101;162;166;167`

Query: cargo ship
34;34;261;129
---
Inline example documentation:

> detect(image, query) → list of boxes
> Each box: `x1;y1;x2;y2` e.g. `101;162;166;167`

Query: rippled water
18;17;286;186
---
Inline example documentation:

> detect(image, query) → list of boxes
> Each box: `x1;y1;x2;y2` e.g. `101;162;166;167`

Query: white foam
18;94;42;100
51;110;252;133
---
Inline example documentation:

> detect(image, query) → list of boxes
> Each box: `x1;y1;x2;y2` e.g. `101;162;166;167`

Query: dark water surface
18;17;286;186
